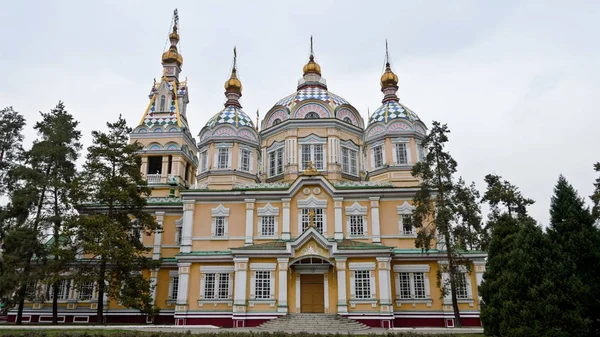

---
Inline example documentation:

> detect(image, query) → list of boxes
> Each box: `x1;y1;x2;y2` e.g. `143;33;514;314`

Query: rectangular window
47;279;70;300
342;147;358;175
218;148;229;169
414;273;426;299
255;271;271;299
147;156;162;175
240;149;251;172
455;273;468;299
268;149;283;177
214;217;226;237
402;215;413;235
398;272;411;299
354;271;371;299
301;144;324;170
395;143;408;164
175;228;182;245
25;281;37;299
204;274;216;299
301;208;324;233
167;155;173;174
218;274;230;299
261;216;276;236
78;282;94;301
418;144;426;161
373;146;383;168
349;215;364;236
170;276;179;300
200;151;208;172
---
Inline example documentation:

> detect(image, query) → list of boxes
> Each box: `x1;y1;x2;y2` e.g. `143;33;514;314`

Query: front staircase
257;313;370;333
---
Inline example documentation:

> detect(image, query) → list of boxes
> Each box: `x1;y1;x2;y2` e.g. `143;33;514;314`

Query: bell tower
130;9;198;197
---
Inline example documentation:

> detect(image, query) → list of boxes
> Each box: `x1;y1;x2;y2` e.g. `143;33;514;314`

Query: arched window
305;112;320;119
343;117;353;124
273;118;282;125
159;95;166;112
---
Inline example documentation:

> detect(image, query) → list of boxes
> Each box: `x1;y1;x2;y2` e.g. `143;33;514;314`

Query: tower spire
380;40;399;103
302;35;322;83
224;47;243;108
161;9;183;79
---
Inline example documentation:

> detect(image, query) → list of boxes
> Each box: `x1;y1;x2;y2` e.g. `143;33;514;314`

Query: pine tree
0;106;26;196
410;121;469;327
548;175;600;336
452;178;484;251
592;162;600;221
75;115;159;324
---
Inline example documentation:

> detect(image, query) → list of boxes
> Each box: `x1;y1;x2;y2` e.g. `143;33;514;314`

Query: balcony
146;173;162;184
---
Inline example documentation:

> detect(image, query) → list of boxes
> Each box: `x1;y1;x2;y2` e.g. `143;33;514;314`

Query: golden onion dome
303;55;321;76
380;62;398;88
161;24;183;67
225;68;242;93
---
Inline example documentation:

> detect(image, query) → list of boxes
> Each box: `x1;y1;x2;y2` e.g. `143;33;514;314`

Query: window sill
443;298;475;307
210;236;229;240
349;299;378;308
166;299;177;305
348;235;368;239
400;233;417;238
395;298;432;307
198;299;233;307
256;235;278;239
248;299;276;308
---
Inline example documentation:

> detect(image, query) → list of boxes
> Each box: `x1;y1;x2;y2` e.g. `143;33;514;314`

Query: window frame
211;204;230;238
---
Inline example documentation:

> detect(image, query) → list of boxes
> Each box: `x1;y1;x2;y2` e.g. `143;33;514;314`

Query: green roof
177;250;232;256
337;239;393;250
231;240;288;250
393;248;487;255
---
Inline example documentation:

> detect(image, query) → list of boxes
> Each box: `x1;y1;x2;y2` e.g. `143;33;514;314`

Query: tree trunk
445;232;462;327
15;284;26;325
96;259;106;324
52;281;58;324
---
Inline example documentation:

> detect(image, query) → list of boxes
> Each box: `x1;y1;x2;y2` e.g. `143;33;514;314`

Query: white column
181;200;195;254
474;260;485;307
176;262;191;311
277;258;289;313
324;273;330;313
233;258;249;313
150;269;159;305
295;274;301;313
377;257;393;313
282;198;291;240
336;257;348;313
370;197;381;243
153;212;164;260
334;197;344;240
245;199;255;245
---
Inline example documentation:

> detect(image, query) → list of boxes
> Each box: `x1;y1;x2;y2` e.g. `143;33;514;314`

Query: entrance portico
290;256;333;313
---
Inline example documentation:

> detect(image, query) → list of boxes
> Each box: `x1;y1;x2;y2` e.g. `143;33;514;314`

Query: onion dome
161;15;183;67
303;54;321;76
380;62;398;89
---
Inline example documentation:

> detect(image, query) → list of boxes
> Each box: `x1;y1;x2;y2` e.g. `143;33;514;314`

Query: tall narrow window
254;271;271;299
349;215;364;236
147;156;162;175
398;272;411;299
395;143;408;164
261;216;276;236
301;208;324;233
200;151;208;172
373;145;383;168
218;148;229;169
268;148;283;177
170;276;179;300
218;274;230;299
414;273;426;299
418;144;426;161
204;274;216;299
184;162;190;182
301;144;324;170
78;282;94;301
341;147;358;175
455;273;468;299
240;149;251;172
214;217;226;237
160;95;166;111
354;271;371;299
167;155;173;174
401;214;414;235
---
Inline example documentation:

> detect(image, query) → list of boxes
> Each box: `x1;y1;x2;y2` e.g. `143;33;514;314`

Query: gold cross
308;209;316;227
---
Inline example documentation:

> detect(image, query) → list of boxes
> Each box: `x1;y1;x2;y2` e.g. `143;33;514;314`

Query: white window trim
397;201;417;237
370;140;385;170
214;143;233;170
345;202;368;237
199;147;209;172
439;263;474;306
267;148;284;177
211;204;230;238
175;217;183;246
249;264;276;307
198;266;234;306
341;146;359;176
393;265;432;307
167;271;179;304
391;138;411;165
257;203;280;237
349;268;377;308
299;144;326;171
238;145;253;173
297;196;328;235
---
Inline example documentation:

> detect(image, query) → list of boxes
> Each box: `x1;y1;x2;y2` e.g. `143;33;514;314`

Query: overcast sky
1;0;599;226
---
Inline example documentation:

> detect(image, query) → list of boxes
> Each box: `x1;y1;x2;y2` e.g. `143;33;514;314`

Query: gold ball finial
380;62;398;89
225;47;242;93
303;36;321;76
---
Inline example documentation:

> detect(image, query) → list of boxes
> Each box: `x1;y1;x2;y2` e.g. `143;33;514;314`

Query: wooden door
300;274;325;313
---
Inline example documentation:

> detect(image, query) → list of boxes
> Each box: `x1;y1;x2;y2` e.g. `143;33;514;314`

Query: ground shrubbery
0;332;483;337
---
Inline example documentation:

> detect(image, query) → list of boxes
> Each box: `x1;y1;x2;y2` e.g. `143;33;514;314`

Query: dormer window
305;112;320;119
160;95;166;112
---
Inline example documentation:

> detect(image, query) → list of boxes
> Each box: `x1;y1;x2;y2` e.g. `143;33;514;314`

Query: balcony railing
146;173;162;183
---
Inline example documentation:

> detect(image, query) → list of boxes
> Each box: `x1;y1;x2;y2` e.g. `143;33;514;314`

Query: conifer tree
75;115;159;324
592;162;600;220
548;175;600;336
451;178;484;251
410;121;469;327
0;106;26;196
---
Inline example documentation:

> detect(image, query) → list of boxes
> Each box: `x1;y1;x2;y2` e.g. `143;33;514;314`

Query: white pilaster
336;257;348;313
277;258;289;313
181;200;195;254
233;257;249;313
324;273;329;313
295;274;301;313
153;212;165;260
150;269;159;305
377;257;393;313
334;197;344;240
245;199;255;245
176;262;191;311
474;260;486;307
370;197;381;243
282;198;291;240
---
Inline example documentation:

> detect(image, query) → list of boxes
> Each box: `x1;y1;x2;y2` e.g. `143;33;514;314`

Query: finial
233;46;237;71
310;35;314;59
255;109;259;130
162;8;183;68
303;36;321;76
385;39;390;67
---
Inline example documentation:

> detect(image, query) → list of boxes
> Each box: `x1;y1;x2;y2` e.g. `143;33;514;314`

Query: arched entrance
290;256;334;313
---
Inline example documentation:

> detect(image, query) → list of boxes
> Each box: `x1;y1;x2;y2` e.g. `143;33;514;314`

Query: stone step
257;314;370;332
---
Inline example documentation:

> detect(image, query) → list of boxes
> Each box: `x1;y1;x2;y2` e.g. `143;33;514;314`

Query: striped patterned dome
368;100;421;125
204;105;254;129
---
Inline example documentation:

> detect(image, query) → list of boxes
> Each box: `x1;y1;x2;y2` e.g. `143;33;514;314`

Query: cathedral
11;12;486;328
